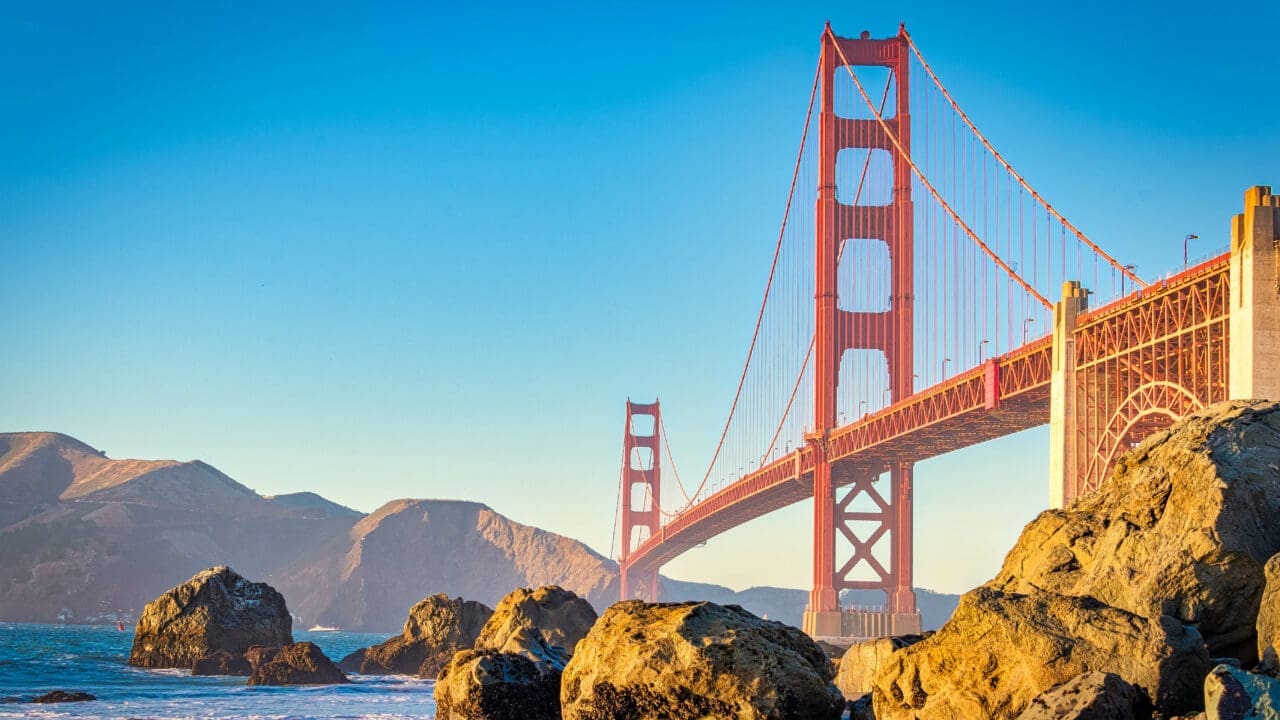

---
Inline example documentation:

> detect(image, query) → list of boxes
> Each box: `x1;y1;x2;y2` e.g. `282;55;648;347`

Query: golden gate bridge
612;23;1280;642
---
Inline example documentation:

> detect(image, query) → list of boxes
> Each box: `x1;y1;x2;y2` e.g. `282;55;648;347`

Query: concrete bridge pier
1229;186;1280;402
1048;281;1089;509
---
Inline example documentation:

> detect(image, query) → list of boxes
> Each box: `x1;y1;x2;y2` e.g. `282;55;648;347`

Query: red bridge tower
619;400;661;602
804;24;921;639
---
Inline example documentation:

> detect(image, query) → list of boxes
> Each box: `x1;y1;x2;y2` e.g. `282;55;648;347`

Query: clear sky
2;1;1278;595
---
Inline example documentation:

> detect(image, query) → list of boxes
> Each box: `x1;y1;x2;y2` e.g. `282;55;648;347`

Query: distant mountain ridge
0;431;959;631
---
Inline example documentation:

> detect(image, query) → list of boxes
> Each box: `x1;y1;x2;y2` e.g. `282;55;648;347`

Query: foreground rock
246;642;349;686
992;401;1280;664
835;634;926;700
1014;672;1144;720
872;587;1211;720
476;585;596;655
435;629;567;720
1204;664;1280;720
30;691;95;703
561;600;843;720
128;566;293;669
343;593;492;677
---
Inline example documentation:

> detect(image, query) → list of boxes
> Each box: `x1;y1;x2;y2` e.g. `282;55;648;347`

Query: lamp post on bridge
1022;317;1036;345
1184;234;1198;266
1121;264;1137;295
978;339;990;363
942;357;951;379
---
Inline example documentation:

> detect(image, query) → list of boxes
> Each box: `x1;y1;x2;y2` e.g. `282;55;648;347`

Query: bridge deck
627;253;1233;577
628;337;1053;574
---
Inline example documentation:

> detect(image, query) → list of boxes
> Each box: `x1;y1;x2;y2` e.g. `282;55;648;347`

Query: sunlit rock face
128;565;293;669
992;400;1280;663
434;628;567;720
475;585;597;656
560;600;844;720
873;400;1280;720
340;593;493;677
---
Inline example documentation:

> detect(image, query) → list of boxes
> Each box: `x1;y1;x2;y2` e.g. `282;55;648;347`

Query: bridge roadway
624;253;1232;578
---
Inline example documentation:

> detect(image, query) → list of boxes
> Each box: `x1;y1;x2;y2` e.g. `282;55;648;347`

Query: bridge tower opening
804;24;922;640
619;400;662;602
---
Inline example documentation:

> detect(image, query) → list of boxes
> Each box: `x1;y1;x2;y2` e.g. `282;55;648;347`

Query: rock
991;401;1280;664
353;593;492;677
835;634;926;700
246;642;349;686
849;694;875;720
1204;664;1280;720
816;640;848;660
337;647;366;673
128;566;292;669
872;587;1211;720
30;691;95;703
1014;672;1145;720
561;600;844;720
1258;554;1280;673
476;586;596;656
191;649;251;676
434;628;566;720
244;644;282;670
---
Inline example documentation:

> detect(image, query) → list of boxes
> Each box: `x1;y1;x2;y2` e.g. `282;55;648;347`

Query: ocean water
0;624;438;719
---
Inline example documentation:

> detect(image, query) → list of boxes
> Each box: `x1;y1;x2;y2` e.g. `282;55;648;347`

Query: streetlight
858;400;867;417
1183;234;1198;266
1121;264;1136;296
942;357;952;379
1021;317;1036;344
978;339;990;362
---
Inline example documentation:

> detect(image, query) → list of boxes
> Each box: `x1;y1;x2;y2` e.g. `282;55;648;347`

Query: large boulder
476;586;597;655
1257;554;1280;672
561;600;843;720
345;593;492;677
1014;672;1145;720
246;642;349;686
1204;664;1280;720
434;628;567;720
871;587;1211;720
128;566;293;669
835;634;926;700
991;401;1280;664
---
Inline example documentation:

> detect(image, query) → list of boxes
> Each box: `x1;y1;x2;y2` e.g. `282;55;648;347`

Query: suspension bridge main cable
899;29;1145;288
670;59;822;510
827;27;1052;309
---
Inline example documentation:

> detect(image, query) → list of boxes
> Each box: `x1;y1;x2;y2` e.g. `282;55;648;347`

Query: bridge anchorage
614;21;1280;644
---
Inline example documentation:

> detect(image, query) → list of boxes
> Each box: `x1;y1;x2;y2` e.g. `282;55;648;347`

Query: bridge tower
619;400;662;602
804;25;921;639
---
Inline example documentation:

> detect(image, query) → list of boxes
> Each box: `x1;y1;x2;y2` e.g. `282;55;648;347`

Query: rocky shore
124;400;1280;718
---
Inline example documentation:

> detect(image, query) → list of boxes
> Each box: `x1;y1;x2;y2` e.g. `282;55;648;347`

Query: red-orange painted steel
619;400;662;602
614;24;1233;634
811;26;916;616
622;256;1230;582
1068;255;1230;499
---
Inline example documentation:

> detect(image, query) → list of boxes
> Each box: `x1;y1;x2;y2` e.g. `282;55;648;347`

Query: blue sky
2;2;1277;595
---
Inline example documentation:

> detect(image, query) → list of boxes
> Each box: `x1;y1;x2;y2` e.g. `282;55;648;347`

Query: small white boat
307;624;343;632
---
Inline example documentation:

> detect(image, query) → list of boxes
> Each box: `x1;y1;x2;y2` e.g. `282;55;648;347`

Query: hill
0;431;958;631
